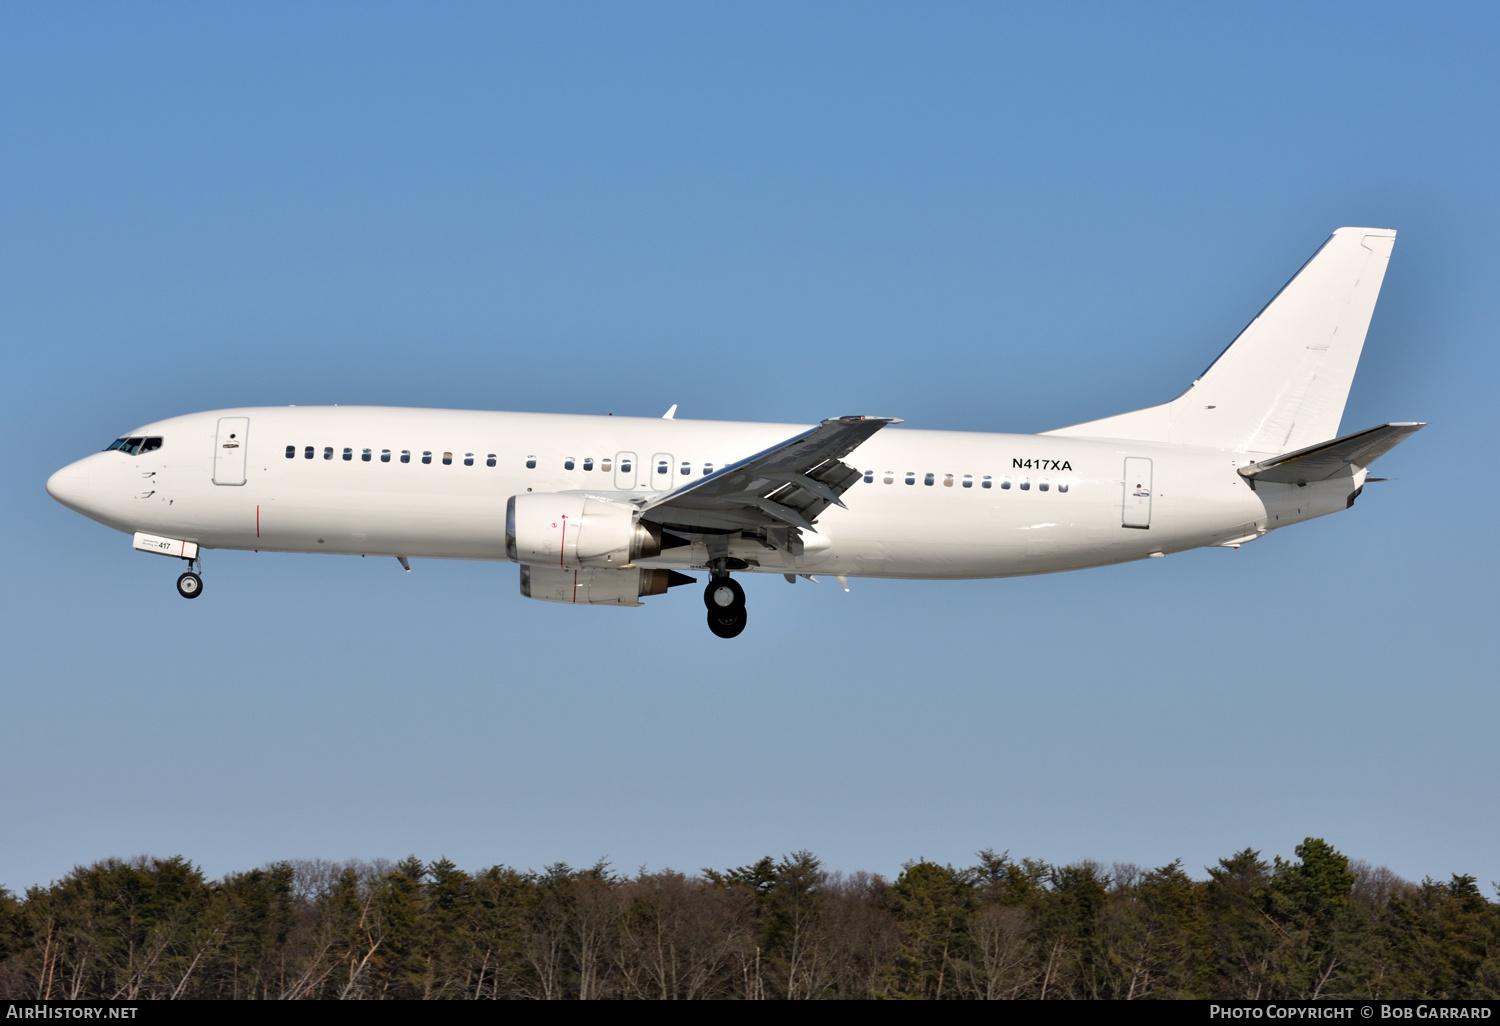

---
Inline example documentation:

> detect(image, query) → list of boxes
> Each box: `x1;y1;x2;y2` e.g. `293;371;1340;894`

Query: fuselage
45;406;1361;580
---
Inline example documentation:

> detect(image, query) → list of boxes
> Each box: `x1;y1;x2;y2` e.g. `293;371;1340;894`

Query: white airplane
47;227;1422;638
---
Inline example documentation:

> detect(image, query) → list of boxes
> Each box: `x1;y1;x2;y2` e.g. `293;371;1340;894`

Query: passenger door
1122;457;1152;528
214;417;250;486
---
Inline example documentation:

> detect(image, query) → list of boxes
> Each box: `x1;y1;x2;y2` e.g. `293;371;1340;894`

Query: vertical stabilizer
1045;228;1396;453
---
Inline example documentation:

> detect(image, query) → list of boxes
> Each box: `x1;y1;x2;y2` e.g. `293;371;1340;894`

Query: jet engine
506;493;661;569
520;565;695;606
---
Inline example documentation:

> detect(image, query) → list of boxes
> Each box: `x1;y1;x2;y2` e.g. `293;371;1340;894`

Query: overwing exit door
213;417;250;486
614;451;638;490
650;452;675;492
1122;457;1152;528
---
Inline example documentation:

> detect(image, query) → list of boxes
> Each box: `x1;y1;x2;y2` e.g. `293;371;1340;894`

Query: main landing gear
704;575;746;639
176;557;203;600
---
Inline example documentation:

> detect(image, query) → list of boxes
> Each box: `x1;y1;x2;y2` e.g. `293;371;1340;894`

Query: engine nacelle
506;493;661;569
520;565;679;606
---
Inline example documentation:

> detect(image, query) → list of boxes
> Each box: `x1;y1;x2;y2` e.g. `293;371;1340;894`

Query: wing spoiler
1237;422;1425;484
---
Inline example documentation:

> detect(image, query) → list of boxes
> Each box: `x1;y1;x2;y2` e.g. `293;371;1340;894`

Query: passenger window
905;472;916;485
442;452;453;465
863;470;874;483
342;448;353;461
681;461;691;476
583;458;594;471
362;448;372;462
943;474;954;487
884;471;894;484
601;458;612;472
962;474;972;488
381;449;391;463
1058;482;1069;493
703;463;713;475
525;455;536;469
1019;478;1030;491
400;450;411;463
285;445;295;458
657;460;668;475
999;477;1010;490
486;454;496;467
464;453;474;466
621;459;632;472
305;446;314;459
1038;479;1049;491
983;475;994;489
324;447;334;460
422;451;432;465
564;457;575;470
924;473;935;486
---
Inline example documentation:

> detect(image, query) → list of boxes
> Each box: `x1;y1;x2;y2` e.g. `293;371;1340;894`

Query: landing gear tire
704;577;745;612
176;572;203;599
704;577;746;638
707;605;748;639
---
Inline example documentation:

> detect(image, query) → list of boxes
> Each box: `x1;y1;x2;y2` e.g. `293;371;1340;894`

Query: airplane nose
46;465;92;512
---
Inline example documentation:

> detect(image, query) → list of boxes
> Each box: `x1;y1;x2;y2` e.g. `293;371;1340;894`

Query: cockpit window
105;436;162;455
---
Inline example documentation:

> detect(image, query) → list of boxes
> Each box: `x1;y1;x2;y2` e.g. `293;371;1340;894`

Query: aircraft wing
640;415;900;533
1237;422;1425;484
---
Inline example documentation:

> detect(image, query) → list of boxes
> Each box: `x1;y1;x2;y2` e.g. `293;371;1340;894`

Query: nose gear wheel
176;572;203;599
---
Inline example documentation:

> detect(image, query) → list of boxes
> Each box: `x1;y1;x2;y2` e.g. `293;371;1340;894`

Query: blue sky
3;2;1497;891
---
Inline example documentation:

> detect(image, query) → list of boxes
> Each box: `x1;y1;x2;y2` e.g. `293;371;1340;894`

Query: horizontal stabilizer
1237;422;1425;484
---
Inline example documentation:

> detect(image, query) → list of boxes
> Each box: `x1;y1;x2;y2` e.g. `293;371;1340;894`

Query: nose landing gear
176;571;203;599
175;556;203;599
704;576;746;638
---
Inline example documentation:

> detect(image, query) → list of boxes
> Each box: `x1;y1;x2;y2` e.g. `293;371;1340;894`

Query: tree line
1;838;1495;1000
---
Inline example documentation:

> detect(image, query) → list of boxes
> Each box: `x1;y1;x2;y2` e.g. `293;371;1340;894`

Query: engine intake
506;493;661;569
